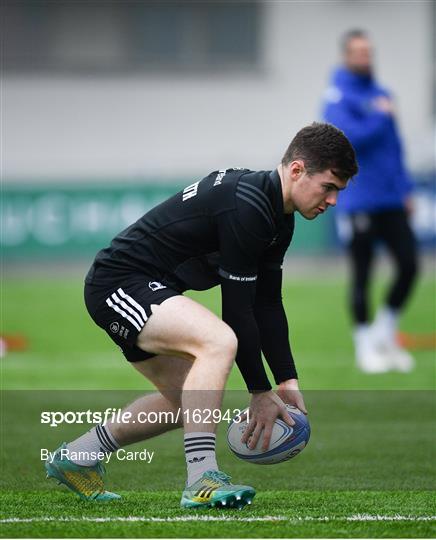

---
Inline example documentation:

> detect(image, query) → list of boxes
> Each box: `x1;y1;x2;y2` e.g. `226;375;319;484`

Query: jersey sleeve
254;225;298;384
217;187;276;392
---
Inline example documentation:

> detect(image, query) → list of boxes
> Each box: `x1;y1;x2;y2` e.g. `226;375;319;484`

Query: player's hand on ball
242;391;294;452
276;379;308;415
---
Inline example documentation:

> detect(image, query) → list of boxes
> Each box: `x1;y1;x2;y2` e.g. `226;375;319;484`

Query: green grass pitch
1;268;435;538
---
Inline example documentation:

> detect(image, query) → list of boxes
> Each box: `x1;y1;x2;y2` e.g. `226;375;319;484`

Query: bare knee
200;323;237;366
221;325;238;360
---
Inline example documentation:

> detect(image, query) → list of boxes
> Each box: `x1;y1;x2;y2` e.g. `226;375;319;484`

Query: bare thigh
134;296;237;431
136;295;235;360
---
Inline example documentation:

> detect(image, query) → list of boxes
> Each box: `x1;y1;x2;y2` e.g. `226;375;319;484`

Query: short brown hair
282;122;358;181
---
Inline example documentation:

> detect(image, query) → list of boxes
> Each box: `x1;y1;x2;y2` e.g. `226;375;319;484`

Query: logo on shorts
149;281;167;292
110;322;120;334
118;325;129;339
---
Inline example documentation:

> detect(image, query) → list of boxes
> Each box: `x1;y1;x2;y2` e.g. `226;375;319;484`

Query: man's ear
289;160;305;181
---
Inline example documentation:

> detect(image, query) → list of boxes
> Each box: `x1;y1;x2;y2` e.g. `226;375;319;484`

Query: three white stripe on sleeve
106;288;148;332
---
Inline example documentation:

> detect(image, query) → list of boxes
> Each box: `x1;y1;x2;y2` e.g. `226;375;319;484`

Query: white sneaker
385;345;415;373
370;312;415;373
371;328;415;373
356;347;392;374
354;325;391;374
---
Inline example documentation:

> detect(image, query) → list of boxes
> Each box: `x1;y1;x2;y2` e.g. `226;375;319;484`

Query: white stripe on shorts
105;298;142;332
111;292;145;327
117;288;148;322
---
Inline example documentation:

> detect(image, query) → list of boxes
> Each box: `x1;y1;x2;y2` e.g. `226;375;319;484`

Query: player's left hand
276;378;308;415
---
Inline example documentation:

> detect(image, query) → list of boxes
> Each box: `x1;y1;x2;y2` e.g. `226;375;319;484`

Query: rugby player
45;122;358;508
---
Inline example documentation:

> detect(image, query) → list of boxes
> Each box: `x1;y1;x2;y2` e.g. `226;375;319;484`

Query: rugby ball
227;404;310;465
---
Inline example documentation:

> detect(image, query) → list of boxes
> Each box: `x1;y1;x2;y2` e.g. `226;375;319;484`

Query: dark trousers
347;209;418;324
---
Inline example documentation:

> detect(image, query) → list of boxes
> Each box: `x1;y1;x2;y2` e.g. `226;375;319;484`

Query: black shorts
84;271;181;362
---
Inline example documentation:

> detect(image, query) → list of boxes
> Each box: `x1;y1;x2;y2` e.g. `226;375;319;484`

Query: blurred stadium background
1;3;435;537
2;0;435;262
2;0;435;385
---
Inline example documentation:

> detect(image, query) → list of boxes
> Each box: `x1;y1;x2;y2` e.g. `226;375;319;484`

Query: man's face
344;37;373;75
291;167;348;220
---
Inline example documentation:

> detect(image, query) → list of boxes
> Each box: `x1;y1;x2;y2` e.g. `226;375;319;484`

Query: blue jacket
322;67;413;213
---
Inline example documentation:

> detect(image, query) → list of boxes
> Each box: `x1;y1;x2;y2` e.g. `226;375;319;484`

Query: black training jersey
87;168;297;391
88;168;293;290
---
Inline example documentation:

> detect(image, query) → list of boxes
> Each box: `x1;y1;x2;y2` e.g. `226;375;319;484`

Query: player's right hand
276;378;308;415
241;391;294;452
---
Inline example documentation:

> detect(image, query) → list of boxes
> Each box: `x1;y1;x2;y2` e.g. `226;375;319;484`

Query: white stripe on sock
184;432;217;485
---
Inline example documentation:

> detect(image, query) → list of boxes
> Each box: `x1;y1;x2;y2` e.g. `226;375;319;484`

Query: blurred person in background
322;29;419;374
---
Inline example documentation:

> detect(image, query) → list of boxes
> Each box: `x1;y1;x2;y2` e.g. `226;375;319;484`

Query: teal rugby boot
181;470;255;509
45;443;121;501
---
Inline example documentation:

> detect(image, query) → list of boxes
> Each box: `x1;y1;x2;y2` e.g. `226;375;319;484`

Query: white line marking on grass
1;517;284;523
1;515;435;524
